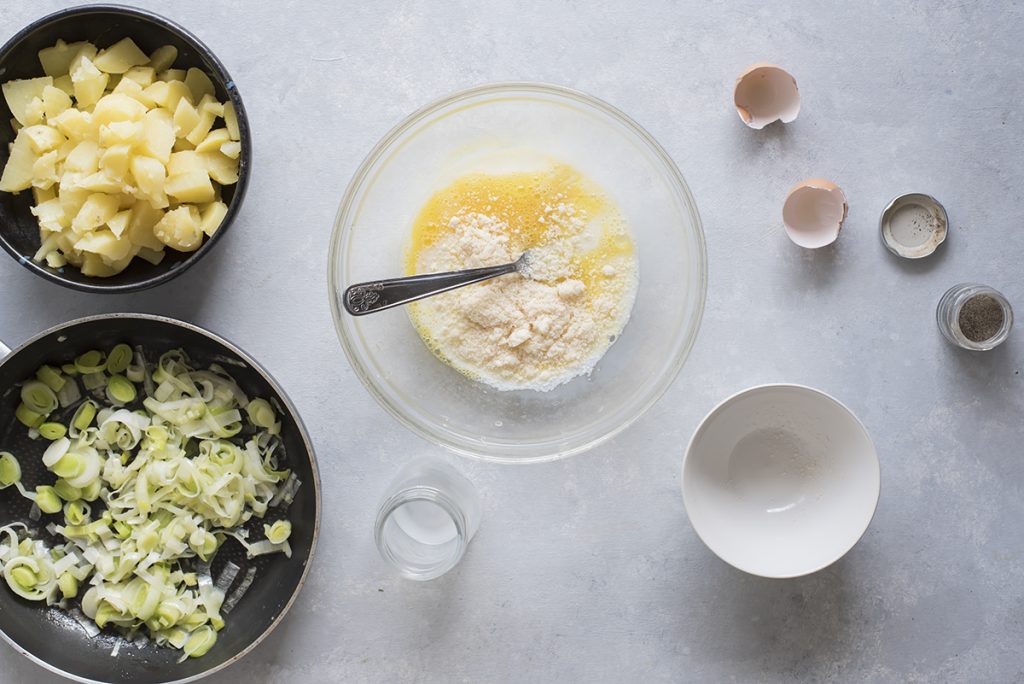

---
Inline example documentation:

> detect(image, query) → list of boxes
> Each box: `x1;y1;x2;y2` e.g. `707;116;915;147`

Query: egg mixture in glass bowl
329;83;706;463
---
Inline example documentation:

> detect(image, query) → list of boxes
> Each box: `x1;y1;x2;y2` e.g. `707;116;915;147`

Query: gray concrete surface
1;1;1022;682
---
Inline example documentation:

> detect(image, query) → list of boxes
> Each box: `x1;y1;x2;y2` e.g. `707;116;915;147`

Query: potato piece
129;156;168;208
121;65;155;86
40;85;73;119
112;77;156;108
148;45;178;73
31;151;60;188
223;101;240;140
148;79;192;113
80;252;119;277
50;108;95;140
167;150;204;176
107;208;132;238
172;138;195;152
135;246;165;265
127;199;165;250
158;68;187;83
38;40;93;77
53;75;74;96
24;97;46;126
72;193;120;233
30;197;67;226
58;178;89;219
185;100;222;146
219;140;241;160
21;125;65;153
100;144;132;180
77;172;126;194
32;185;57;205
172;98;199;138
140;108;174;163
195;128;230;153
154;205;203;251
98;121;143;147
2;77;53;125
184;68;215;102
64;140;101;174
0;130;39;192
165;170;214;204
199;200;228;237
92;93;147;125
93;38;149;74
75;226;134;261
70;56;109;108
199;151;240;185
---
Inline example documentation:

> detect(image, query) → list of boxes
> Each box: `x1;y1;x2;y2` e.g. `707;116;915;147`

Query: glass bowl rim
328;81;708;464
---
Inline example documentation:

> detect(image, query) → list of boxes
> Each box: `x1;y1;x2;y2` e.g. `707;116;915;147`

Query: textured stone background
1;1;1022;682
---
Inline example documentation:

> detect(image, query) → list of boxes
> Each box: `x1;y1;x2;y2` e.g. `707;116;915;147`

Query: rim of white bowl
329;82;707;463
680;383;881;578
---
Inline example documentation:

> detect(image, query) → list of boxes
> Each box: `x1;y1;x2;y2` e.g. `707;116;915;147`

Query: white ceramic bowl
682;384;879;578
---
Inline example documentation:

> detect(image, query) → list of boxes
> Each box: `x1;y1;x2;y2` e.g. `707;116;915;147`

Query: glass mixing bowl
329;83;706;463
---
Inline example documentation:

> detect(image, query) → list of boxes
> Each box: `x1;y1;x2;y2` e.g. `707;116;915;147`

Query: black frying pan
0;314;320;683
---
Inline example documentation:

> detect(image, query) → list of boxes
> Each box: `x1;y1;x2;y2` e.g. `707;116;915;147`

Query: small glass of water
374;457;481;580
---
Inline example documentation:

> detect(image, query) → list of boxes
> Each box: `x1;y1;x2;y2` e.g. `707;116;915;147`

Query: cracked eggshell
734;64;800;129
782;179;848;249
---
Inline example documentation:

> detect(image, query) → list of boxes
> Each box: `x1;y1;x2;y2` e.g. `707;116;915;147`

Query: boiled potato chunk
92;93;148;125
148;45;178;73
72;193;119;233
41;85;73;119
70;56;108;108
199;200;228;236
3;77;53;125
0;131;39;191
130;155;168;208
165;170;214;203
93;38;149;75
38;40;93;77
1;37;242;276
184;68;215;102
200;151;239;185
153;205;203;251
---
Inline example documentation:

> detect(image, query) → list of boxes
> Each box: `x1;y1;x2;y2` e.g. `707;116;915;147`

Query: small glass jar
936;283;1013;351
374;457;481;580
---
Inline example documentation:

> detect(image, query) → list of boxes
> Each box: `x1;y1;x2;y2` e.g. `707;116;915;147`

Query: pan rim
0;312;322;684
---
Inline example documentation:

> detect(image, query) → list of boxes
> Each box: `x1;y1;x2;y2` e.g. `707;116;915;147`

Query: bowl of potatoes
0;4;250;292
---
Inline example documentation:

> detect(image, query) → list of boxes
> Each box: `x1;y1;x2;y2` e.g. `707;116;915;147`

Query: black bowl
0;4;252;293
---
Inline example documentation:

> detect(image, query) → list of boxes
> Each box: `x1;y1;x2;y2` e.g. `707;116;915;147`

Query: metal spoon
343;251;533;315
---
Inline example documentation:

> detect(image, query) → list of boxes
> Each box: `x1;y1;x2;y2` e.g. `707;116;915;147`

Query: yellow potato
50;108;95;140
72;193;120;233
195;128;230;153
184;68;215;102
75;227;133;260
30;151;60;188
52;75;74;96
185;98;222;146
127;199;165;250
92;93;148;125
129;155;168;209
38;40;94;77
30;197;67;226
158;68;187;83
98;121;144;147
64;140;101;174
219;141;241;159
2;77;53;125
149;79;192;113
140;108;174;163
76;172;125;194
70;56;108;108
123;66;156;87
200;151;240;185
148;45;177;73
153;205;203;251
41;85;73;119
0;131;39;192
223;101;240;140
93;38;149;74
165;170;214;204
21;125;65;154
107;208;132;237
199;200;228;236
135;246;166;265
100;144;132;180
112;77;157;108
58;179;89;219
80;252;119;276
172;98;199;138
167;150;204;176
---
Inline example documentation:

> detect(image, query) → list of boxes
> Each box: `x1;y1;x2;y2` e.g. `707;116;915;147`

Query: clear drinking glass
374;458;481;580
936;283;1014;351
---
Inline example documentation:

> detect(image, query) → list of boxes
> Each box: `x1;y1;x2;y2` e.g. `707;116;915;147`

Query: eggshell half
734;64;801;129
782;179;847;249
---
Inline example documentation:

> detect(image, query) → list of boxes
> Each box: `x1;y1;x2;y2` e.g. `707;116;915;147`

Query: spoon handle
343;262;519;315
